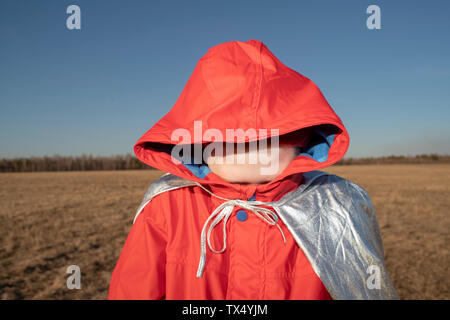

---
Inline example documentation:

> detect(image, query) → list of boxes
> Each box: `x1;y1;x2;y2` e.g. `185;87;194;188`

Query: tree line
0;154;152;172
335;153;450;165
0;153;449;173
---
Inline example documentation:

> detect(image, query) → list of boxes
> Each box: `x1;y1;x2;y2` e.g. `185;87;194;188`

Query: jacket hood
134;39;350;189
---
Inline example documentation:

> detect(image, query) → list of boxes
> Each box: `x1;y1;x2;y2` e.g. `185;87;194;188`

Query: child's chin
209;165;279;185
232;178;274;185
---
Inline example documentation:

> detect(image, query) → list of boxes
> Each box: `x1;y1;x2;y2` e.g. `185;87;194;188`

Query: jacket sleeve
108;200;167;300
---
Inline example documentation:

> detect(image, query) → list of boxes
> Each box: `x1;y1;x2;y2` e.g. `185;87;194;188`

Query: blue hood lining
298;125;336;163
145;124;339;179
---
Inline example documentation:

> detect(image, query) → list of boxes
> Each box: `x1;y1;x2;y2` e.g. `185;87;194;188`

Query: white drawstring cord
193;182;286;278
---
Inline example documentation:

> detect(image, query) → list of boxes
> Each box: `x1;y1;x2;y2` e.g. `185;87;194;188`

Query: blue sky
1;0;449;158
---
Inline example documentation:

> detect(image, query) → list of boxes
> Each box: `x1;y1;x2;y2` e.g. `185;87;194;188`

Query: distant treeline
0;153;449;173
0;154;152;172
335;153;450;165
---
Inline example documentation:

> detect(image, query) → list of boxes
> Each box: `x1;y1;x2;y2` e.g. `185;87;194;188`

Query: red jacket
108;39;350;299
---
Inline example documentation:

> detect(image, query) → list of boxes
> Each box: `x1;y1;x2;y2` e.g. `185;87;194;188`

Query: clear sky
1;0;449;158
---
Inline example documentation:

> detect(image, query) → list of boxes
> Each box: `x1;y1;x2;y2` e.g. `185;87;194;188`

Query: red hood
134;39;349;192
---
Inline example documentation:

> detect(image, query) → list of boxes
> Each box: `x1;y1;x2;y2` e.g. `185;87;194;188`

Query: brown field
0;164;449;299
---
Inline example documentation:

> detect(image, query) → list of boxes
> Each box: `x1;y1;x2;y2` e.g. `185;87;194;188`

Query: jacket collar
203;172;304;202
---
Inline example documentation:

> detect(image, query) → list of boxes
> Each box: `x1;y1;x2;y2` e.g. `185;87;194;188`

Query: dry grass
0;165;449;299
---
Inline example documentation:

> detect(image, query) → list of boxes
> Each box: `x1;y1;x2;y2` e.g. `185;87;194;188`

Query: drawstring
193;182;286;278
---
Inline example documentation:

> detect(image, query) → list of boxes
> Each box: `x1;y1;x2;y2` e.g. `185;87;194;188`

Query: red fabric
108;39;350;300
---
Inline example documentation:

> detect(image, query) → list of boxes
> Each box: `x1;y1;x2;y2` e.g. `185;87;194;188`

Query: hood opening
138;123;341;182
297;124;339;163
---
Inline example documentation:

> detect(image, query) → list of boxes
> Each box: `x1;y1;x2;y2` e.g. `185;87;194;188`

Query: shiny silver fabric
270;171;399;300
133;171;399;300
133;173;197;223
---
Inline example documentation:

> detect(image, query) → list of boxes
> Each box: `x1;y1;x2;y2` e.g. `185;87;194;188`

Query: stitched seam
225;214;235;299
261;224;267;299
265;273;317;279
166;257;229;277
254;41;263;130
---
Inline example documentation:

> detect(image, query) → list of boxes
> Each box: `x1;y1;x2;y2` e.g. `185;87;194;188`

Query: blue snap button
236;210;248;221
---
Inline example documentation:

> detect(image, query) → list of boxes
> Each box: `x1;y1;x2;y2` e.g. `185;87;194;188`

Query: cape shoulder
133;173;197;223
272;172;399;299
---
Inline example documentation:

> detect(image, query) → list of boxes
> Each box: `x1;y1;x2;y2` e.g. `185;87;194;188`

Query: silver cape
133;171;399;300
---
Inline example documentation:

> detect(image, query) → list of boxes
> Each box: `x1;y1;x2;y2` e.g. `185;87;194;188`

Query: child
108;39;399;300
